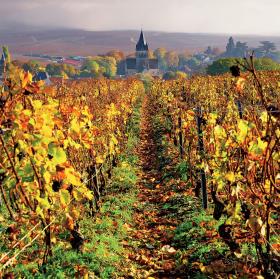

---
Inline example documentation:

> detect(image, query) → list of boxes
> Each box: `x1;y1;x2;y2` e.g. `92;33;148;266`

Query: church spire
136;30;148;51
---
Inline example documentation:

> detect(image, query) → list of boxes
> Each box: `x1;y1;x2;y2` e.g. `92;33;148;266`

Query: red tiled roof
63;59;81;67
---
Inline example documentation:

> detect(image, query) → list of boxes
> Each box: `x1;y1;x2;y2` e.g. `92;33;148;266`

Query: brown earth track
122;94;189;279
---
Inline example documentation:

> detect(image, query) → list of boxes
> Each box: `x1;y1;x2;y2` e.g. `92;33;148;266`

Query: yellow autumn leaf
214;125;226;139
260;111;269;123
70;118;80;134
21;71;33;88
65;168;82;186
264;180;271;193
208;112;218;125
225;171;235;183
72;188;83;201
237;119;254;143
43;171;51;184
32;100;43;110
41;125;53;137
96;155;104;164
249;137;268;155
37;197;51;209
60;189;71;207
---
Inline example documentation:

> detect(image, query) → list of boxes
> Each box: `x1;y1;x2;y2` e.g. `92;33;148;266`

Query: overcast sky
1;0;279;35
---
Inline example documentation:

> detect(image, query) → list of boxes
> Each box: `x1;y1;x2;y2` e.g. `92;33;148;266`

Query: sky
0;0;280;35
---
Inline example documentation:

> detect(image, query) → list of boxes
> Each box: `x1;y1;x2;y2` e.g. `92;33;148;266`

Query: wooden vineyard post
178;86;186;158
196;107;208;209
93;164;100;211
236;100;243;119
178;112;184;158
182;86;187;102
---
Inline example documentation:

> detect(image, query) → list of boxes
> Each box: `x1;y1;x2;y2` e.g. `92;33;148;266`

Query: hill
1;28;280;57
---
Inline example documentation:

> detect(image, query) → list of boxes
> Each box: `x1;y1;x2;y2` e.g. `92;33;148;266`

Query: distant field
1;28;280;57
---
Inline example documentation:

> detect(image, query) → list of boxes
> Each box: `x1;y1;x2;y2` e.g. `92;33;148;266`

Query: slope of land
1;28;280;56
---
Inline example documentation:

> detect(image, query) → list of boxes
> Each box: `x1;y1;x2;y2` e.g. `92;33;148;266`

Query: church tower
136;30;149;72
125;29;158;76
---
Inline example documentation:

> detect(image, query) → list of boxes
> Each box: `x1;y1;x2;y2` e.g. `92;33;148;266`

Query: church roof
136;30;148;51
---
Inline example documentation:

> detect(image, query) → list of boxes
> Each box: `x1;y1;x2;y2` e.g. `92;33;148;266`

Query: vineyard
0;60;279;278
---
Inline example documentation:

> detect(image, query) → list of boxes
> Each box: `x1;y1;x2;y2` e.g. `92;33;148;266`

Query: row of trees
155;38;280;76
11;55;118;79
152;48;210;73
206;57;280;75
13;55;280;80
224;37;280;60
2;39;280;79
80;56;117;78
15;49;193;78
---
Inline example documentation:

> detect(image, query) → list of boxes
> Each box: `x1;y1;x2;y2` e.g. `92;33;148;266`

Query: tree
81;59;100;77
207;57;280;75
106;50;125;62
165;51;179;70
61;64;77;78
175;71;188;79
154;48;168;70
186;57;200;69
154;48;167;59
212;47;222;56
179;53;191;67
23;60;41;74
163;71;176;80
45;63;77;78
46;64;62;76
97;56;117;78
81;56;117;78
258;41;276;56
225;37;235;56
79;70;92;78
235;41;248;57
268;51;280;62
163;71;187;80
148;50;155;59
207;58;241;75
254;57;280;71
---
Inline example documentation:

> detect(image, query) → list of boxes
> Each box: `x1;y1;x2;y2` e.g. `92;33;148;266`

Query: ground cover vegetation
0;53;279;278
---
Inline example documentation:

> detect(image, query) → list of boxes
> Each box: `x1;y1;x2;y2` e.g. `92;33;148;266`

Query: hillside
1;28;280;57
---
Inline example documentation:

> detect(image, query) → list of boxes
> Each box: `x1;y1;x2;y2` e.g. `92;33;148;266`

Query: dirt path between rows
123;94;189;279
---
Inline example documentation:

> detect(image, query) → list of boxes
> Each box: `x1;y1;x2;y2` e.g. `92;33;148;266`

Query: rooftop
136;30;148;52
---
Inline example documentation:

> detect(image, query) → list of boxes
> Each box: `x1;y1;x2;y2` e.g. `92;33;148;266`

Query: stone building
125;30;159;75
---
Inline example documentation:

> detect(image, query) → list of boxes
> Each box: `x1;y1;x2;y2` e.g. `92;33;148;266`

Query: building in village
33;71;52;85
125;30;159;75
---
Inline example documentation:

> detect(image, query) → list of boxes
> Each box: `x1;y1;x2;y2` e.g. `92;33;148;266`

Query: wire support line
0;222;41;263
0;163;108;270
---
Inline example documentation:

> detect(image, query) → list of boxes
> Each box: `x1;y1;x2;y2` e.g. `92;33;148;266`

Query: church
125;30;159;75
